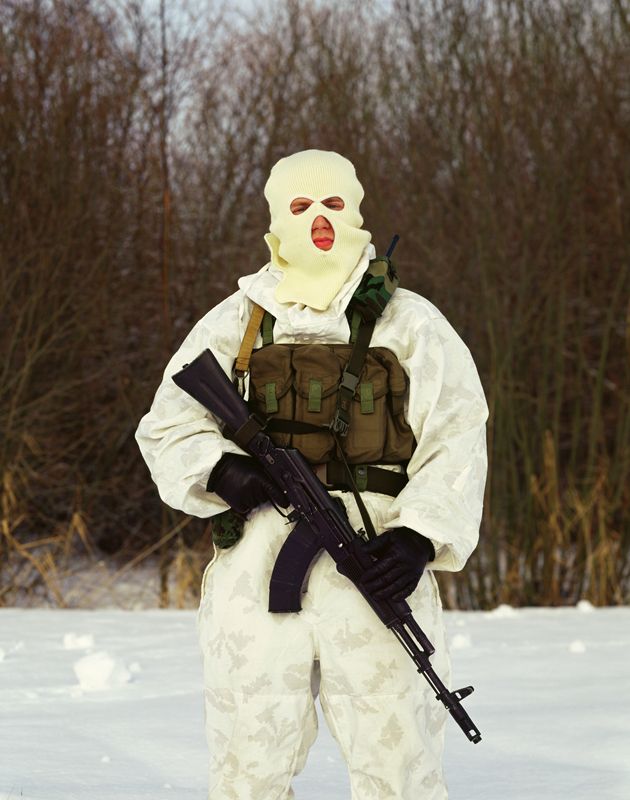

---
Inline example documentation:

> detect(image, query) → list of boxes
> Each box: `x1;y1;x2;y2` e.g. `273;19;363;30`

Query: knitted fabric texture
264;149;372;311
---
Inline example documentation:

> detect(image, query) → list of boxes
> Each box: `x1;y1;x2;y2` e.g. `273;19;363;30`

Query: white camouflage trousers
196;493;452;800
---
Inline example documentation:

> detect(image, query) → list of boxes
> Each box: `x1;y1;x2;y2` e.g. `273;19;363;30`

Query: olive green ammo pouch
246;250;414;465
248;343;415;465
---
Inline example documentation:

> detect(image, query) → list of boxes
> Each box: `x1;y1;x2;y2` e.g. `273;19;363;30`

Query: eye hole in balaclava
289;196;346;215
263;150;371;311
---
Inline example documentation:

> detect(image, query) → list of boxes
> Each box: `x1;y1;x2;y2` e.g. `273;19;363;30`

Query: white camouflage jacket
135;244;489;572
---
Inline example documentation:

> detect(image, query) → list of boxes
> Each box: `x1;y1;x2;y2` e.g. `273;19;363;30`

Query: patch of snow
63;632;95;650
484;603;517;618
1;640;26;661
73;650;132;691
450;633;472;649
1;606;629;799
576;599;595;612
569;639;587;653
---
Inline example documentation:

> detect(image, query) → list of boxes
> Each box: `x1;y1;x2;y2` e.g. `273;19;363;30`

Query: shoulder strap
331;317;376;436
262;311;275;345
333;249;400;431
329;249;401;536
234;302;266;377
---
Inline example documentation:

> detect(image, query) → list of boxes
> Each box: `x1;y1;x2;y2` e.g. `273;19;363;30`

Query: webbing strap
266;418;326;435
331;318;376;436
350;310;362;343
330;429;377;540
265;382;278;413
360;382;374;413
325;461;408;496
235;303;265;377
308;379;323;412
262;312;275;345
229;415;264;451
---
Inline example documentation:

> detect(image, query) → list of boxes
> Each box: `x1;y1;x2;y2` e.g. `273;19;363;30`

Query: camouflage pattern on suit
136;242;489;799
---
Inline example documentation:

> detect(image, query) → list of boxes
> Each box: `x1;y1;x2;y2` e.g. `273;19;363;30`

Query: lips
312;230;334;244
313;237;333;250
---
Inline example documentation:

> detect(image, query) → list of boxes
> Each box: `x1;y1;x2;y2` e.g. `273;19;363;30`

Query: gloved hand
357;527;436;602
206;453;288;515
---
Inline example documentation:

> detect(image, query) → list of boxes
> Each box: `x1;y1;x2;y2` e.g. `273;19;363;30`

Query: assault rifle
172;348;482;744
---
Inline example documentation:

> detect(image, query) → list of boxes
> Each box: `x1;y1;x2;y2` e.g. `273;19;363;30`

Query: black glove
206;453;288;515
356;527;436;602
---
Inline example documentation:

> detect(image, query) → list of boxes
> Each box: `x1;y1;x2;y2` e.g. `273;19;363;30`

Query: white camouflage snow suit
135;242;489;799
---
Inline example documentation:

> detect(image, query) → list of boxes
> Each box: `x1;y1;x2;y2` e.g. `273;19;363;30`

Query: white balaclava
264;149;372;311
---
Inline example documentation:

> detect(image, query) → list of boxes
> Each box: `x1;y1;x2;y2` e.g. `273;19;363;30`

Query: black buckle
330;410;350;437
340;370;360;395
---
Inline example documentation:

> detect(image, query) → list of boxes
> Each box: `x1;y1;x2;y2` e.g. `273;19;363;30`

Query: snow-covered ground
1;603;629;800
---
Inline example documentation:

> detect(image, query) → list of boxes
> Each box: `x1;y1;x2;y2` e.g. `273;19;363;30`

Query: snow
449;633;472;650
63;633;95;651
1;605;629;800
72;651;133;692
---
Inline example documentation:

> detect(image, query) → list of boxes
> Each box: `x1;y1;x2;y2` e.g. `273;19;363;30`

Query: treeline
1;0;628;608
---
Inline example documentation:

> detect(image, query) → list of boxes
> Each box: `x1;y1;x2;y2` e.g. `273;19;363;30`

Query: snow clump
1;640;25;661
450;633;472;650
63;632;95;650
485;604;517;618
569;640;587;653
73;650;132;691
576;600;595;613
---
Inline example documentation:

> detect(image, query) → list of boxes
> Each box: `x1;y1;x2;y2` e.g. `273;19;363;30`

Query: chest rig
234;245;416;500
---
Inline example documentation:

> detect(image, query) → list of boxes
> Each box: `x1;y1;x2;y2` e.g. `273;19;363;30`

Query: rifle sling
227;415;264;452
234;302;265;377
331;429;377;540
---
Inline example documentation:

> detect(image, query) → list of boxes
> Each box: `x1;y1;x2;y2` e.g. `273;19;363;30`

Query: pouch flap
351;355;389;401
292;345;342;399
371;347;408;395
250;345;294;401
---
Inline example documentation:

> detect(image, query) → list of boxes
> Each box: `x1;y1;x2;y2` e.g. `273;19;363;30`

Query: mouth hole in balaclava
311;216;334;250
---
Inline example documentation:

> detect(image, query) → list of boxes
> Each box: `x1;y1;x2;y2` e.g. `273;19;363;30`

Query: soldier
136;149;489;799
